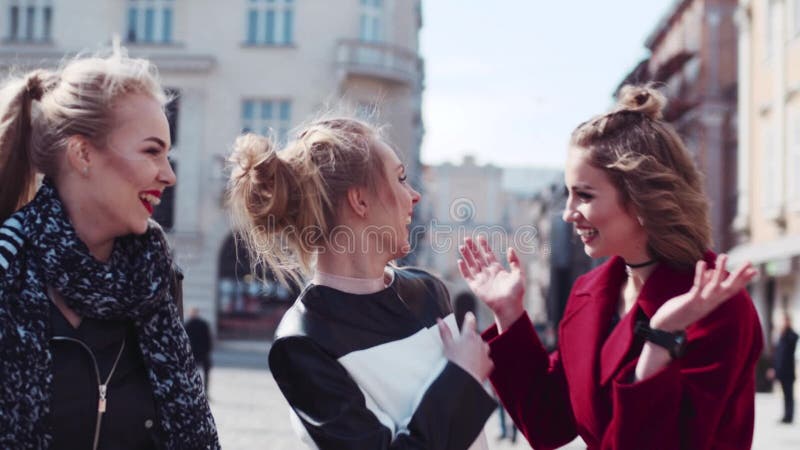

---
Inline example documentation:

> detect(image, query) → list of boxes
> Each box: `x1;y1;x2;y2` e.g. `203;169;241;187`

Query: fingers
437;318;453;347
467;238;489;267
722;261;757;292
457;259;473;280
508;247;521;271
459;241;479;274
710;255;727;287
690;260;706;297
461;311;477;336
478;236;498;265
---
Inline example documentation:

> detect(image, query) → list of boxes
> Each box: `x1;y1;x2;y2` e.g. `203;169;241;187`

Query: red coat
483;253;763;450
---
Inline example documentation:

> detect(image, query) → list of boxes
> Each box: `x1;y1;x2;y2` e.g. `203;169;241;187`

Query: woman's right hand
458;237;526;332
438;312;494;382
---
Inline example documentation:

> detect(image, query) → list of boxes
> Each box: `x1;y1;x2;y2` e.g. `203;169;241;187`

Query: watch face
672;332;688;358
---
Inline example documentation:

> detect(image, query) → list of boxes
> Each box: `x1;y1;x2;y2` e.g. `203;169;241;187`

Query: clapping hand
457;237;527;332
650;255;757;331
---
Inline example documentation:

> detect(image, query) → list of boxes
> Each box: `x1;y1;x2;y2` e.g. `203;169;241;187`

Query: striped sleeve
0;217;25;272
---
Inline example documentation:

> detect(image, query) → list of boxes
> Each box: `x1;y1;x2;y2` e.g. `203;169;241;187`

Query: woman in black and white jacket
227;117;496;449
0;54;218;450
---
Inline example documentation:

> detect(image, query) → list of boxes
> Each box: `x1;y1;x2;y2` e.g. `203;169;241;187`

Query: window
789;108;800;204
245;0;294;46
126;0;174;44
241;99;292;144
765;0;779;60
762;125;783;215
6;0;52;42
794;0;800;37
360;0;384;43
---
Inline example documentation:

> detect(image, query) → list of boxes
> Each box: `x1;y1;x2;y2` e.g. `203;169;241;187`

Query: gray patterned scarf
0;179;219;449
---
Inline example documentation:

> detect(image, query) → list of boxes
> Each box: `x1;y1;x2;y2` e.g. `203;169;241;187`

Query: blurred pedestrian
185;307;213;395
769;313;798;424
458;85;762;449
0;53;218;449
228;116;496;449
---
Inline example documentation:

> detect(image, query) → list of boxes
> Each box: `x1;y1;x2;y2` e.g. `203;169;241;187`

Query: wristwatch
634;321;687;359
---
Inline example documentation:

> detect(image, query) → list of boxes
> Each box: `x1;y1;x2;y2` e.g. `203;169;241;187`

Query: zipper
51;336;127;450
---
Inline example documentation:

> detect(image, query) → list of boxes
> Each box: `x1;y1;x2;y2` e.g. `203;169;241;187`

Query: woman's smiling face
562;146;648;262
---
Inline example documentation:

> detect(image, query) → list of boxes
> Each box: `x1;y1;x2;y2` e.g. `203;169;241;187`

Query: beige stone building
730;0;800;346
415;156;561;328
618;0;740;252
0;0;424;338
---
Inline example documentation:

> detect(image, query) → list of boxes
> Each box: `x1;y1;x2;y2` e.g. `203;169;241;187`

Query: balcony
336;39;421;86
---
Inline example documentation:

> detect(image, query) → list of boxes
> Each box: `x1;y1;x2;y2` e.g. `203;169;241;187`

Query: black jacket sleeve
269;336;496;450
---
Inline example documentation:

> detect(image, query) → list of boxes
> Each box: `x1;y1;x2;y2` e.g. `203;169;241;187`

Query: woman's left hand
649;255;757;331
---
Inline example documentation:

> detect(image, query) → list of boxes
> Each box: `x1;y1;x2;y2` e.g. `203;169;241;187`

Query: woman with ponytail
458;85;763;449
0;55;219;449
228;117;496;449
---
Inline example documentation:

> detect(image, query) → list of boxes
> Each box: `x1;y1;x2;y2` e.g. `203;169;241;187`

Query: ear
346;185;369;219
65;136;92;176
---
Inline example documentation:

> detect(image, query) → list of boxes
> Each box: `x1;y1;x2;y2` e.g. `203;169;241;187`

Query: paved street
209;341;800;449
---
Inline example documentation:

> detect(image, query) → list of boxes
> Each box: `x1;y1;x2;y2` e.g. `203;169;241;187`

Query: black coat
774;328;799;381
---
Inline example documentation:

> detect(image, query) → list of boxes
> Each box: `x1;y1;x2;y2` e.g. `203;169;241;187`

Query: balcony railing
336;39;421;86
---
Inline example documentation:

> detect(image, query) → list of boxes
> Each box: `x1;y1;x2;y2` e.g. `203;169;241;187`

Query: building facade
730;0;800;350
415;156;562;328
0;0;425;338
617;0;740;252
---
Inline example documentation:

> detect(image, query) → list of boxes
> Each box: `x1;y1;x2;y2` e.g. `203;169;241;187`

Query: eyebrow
144;137;168;149
569;184;594;191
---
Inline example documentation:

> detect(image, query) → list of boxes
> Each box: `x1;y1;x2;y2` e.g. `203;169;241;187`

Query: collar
312;267;395;295
573;252;716;319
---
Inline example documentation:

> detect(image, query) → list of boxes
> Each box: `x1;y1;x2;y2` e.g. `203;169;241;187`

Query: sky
419;0;676;169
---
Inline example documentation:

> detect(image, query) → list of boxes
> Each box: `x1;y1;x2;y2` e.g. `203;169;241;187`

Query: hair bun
229;133;274;179
616;84;666;120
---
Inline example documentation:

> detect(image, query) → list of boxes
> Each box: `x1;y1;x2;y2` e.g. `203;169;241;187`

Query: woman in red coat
458;85;763;450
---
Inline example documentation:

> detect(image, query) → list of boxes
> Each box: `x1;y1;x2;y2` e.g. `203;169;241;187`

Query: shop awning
728;234;800;266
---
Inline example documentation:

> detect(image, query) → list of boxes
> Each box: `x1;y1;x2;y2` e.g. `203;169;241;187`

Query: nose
562;198;579;223
160;158;177;187
410;186;421;205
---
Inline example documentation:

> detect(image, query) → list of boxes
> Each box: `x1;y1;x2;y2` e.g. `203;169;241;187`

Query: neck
315;245;388;280
57;180;115;263
625;263;658;290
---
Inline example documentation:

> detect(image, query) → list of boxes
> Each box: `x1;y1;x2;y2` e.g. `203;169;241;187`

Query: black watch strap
634;321;687;359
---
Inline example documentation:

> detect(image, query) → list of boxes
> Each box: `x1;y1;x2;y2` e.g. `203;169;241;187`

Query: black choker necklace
625;259;657;269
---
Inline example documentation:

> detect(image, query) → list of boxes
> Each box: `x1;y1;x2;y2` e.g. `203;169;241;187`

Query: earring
82;167;89;176
637;215;644;226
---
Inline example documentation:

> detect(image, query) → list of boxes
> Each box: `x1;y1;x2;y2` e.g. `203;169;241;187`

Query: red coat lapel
558;257;625;439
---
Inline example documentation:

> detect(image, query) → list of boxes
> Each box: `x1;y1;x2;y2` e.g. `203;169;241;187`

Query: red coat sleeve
604;291;763;450
483;315;578;449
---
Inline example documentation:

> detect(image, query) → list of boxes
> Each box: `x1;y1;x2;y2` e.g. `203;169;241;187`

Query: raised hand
649;254;758;331
438;312;494;382
458;237;526;332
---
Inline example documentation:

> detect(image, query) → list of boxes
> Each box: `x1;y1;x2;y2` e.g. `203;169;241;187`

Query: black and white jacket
269;267;496;450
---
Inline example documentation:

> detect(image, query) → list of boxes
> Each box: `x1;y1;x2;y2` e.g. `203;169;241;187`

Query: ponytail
0;71;47;223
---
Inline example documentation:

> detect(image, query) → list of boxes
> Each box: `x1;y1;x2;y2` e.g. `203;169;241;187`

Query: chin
583;244;607;260
130;220;150;235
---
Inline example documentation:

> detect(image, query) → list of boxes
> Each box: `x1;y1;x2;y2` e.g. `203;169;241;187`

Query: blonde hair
0;53;167;223
227;117;389;285
570;84;711;268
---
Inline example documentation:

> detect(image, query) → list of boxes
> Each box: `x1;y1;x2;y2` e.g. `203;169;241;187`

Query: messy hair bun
227;116;386;286
615;84;666;120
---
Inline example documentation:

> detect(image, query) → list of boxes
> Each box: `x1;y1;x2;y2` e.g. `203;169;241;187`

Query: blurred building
0;0;424;339
729;0;800;350
415;155;562;328
617;0;739;252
